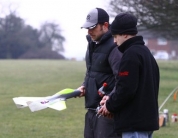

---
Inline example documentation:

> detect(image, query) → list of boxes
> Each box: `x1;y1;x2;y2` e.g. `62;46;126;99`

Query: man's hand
98;96;114;118
77;86;85;97
100;95;109;106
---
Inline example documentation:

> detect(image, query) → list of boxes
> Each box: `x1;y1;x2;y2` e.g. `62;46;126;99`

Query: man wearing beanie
99;13;160;138
77;8;122;138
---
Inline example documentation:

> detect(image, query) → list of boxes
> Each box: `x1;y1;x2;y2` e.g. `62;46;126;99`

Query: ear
125;34;135;39
103;22;109;30
123;34;129;38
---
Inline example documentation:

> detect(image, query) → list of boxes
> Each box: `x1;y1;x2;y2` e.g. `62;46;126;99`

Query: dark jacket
106;36;160;132
84;31;122;108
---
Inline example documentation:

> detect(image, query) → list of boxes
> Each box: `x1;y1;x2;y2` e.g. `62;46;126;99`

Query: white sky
0;0;110;60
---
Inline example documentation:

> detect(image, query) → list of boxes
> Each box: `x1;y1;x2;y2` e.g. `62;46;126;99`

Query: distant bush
19;47;65;59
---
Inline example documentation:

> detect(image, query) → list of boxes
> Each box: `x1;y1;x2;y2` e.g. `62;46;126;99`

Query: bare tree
39;22;65;53
108;0;178;39
0;3;66;59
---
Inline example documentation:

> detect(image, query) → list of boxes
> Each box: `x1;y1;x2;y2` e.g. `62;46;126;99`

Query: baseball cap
81;8;109;29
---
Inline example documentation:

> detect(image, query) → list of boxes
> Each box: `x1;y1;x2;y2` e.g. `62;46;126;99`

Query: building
138;31;178;60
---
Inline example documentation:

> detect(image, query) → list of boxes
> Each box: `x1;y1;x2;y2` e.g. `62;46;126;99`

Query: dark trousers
84;110;121;138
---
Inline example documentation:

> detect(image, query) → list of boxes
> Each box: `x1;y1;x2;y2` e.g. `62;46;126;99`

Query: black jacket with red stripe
106;36;160;132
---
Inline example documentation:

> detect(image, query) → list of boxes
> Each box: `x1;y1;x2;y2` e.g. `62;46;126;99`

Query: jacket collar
118;36;145;53
86;31;112;44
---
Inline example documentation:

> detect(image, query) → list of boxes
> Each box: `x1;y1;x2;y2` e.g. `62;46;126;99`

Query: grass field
0;60;178;138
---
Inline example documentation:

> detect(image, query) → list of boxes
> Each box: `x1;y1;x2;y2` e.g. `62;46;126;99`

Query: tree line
1;0;177;59
0;11;65;59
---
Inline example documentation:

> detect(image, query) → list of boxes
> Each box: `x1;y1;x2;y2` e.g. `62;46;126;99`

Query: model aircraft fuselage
13;89;81;112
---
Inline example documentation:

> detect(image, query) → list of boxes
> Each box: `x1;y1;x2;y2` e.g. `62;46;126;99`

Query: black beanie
111;13;138;35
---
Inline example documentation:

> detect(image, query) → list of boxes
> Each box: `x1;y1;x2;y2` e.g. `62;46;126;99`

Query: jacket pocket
85;77;101;108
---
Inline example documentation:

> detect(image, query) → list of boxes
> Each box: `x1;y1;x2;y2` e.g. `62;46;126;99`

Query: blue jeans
122;131;153;138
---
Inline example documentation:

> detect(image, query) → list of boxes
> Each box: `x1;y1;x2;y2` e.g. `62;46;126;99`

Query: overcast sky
1;0;110;60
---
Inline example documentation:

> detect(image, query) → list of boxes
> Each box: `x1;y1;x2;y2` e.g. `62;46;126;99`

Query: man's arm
106;51;140;113
108;47;122;76
108;47;122;95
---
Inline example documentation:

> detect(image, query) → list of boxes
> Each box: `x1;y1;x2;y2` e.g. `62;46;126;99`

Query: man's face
113;34;126;46
87;24;105;41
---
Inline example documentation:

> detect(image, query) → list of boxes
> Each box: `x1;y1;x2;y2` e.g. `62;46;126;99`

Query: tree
0;2;66;59
0;13;41;58
39;22;65;53
108;0;178;39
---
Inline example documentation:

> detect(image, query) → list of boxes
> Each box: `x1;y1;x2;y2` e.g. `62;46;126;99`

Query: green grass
0;60;86;138
154;60;178;138
0;60;178;138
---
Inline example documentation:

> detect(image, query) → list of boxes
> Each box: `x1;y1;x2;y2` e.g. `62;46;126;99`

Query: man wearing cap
98;13;160;138
78;8;122;138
